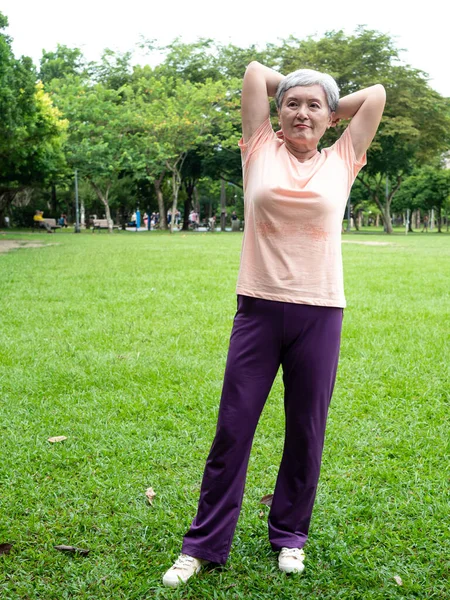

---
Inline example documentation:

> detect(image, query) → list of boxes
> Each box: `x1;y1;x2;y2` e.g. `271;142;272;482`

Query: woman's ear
328;111;340;128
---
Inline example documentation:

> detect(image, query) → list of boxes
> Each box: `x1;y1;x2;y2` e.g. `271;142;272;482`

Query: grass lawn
0;228;449;599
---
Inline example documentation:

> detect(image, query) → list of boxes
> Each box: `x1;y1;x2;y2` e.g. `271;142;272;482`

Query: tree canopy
1;14;449;231
0;12;67;222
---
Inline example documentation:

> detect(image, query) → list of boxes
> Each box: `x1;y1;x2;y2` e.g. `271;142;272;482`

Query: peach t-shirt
236;119;366;308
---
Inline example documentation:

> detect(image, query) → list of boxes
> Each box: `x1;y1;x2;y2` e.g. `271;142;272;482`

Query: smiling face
278;84;333;155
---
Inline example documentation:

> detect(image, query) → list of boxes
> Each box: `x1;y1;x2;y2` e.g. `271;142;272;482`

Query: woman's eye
310;103;320;109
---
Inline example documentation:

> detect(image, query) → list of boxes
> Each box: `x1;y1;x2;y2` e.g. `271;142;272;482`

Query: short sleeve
332;127;367;187
238;119;276;166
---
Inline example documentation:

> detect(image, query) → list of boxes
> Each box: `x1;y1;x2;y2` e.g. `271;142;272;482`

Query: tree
394;167;450;232
53;79;133;230
92;49;133;90
0;12;67;223
39;44;88;84
127;71;240;231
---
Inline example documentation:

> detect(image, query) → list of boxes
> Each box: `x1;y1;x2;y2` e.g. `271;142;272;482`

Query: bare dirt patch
341;240;393;246
0;240;58;253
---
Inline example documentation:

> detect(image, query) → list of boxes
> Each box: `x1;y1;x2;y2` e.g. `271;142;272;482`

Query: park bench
91;219;120;231
32;218;61;232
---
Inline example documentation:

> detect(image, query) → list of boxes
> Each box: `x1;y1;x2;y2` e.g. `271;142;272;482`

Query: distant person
33;210;53;233
189;210;199;229
4;215;10;228
208;215;216;231
422;214;429;232
58;214;68;228
231;211;238;221
163;61;385;587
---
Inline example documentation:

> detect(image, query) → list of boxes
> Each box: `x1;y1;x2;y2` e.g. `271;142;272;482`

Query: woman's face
278;85;333;151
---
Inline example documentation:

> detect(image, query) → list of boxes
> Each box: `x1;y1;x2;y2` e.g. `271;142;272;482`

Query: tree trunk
182;198;190;231
80;199;86;229
167;155;187;234
90;180;113;232
170;168;182;234
153;171;167;230
383;210;393;234
194;186;200;215
51;184;57;215
372;193;393;233
360;174;403;234
220;178;226;231
183;178;195;231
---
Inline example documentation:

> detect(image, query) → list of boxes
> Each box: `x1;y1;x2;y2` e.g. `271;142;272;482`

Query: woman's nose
296;105;308;119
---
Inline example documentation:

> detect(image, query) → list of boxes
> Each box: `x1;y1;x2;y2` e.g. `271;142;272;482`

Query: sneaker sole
279;564;305;574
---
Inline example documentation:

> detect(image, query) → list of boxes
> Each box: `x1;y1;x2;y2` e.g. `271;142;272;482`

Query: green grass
0;229;449;599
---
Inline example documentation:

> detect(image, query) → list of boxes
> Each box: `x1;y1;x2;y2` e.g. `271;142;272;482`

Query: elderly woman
163;61;385;587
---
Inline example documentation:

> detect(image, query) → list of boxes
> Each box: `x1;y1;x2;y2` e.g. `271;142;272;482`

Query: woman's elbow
246;61;263;73
373;84;386;100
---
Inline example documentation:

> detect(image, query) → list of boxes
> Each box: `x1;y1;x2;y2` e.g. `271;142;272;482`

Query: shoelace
280;548;305;560
173;554;196;570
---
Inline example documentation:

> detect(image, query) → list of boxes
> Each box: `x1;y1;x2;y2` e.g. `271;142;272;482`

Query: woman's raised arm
241;61;284;143
334;84;386;162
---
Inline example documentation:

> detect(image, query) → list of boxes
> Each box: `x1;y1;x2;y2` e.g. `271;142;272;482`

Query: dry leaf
259;510;265;518
54;545;90;556
260;494;273;507
48;436;67;443
145;487;156;505
0;543;13;555
393;575;403;586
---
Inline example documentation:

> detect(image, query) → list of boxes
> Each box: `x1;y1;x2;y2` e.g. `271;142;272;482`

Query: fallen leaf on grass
394;575;403;586
54;545;90;556
0;543;13;555
48;436;67;443
259;511;265;518
260;494;273;507
145;487;156;505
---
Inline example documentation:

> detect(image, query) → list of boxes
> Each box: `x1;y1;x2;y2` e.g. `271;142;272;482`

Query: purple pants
182;295;343;564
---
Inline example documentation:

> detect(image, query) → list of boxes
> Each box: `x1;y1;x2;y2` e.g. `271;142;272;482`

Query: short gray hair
275;69;339;112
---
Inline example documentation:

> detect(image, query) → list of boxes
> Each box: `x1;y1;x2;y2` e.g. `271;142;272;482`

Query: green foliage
3;19;450;233
51;78;135;219
93;49;133;90
39;45;88;84
0;11;68;224
393;167;450;231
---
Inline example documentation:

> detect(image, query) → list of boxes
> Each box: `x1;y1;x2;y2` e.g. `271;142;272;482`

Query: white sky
2;0;449;97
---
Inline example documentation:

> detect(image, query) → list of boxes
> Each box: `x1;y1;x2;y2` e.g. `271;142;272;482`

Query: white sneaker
278;547;305;573
162;553;208;588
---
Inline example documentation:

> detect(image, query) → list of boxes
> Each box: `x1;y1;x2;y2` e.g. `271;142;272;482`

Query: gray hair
275;69;339;112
